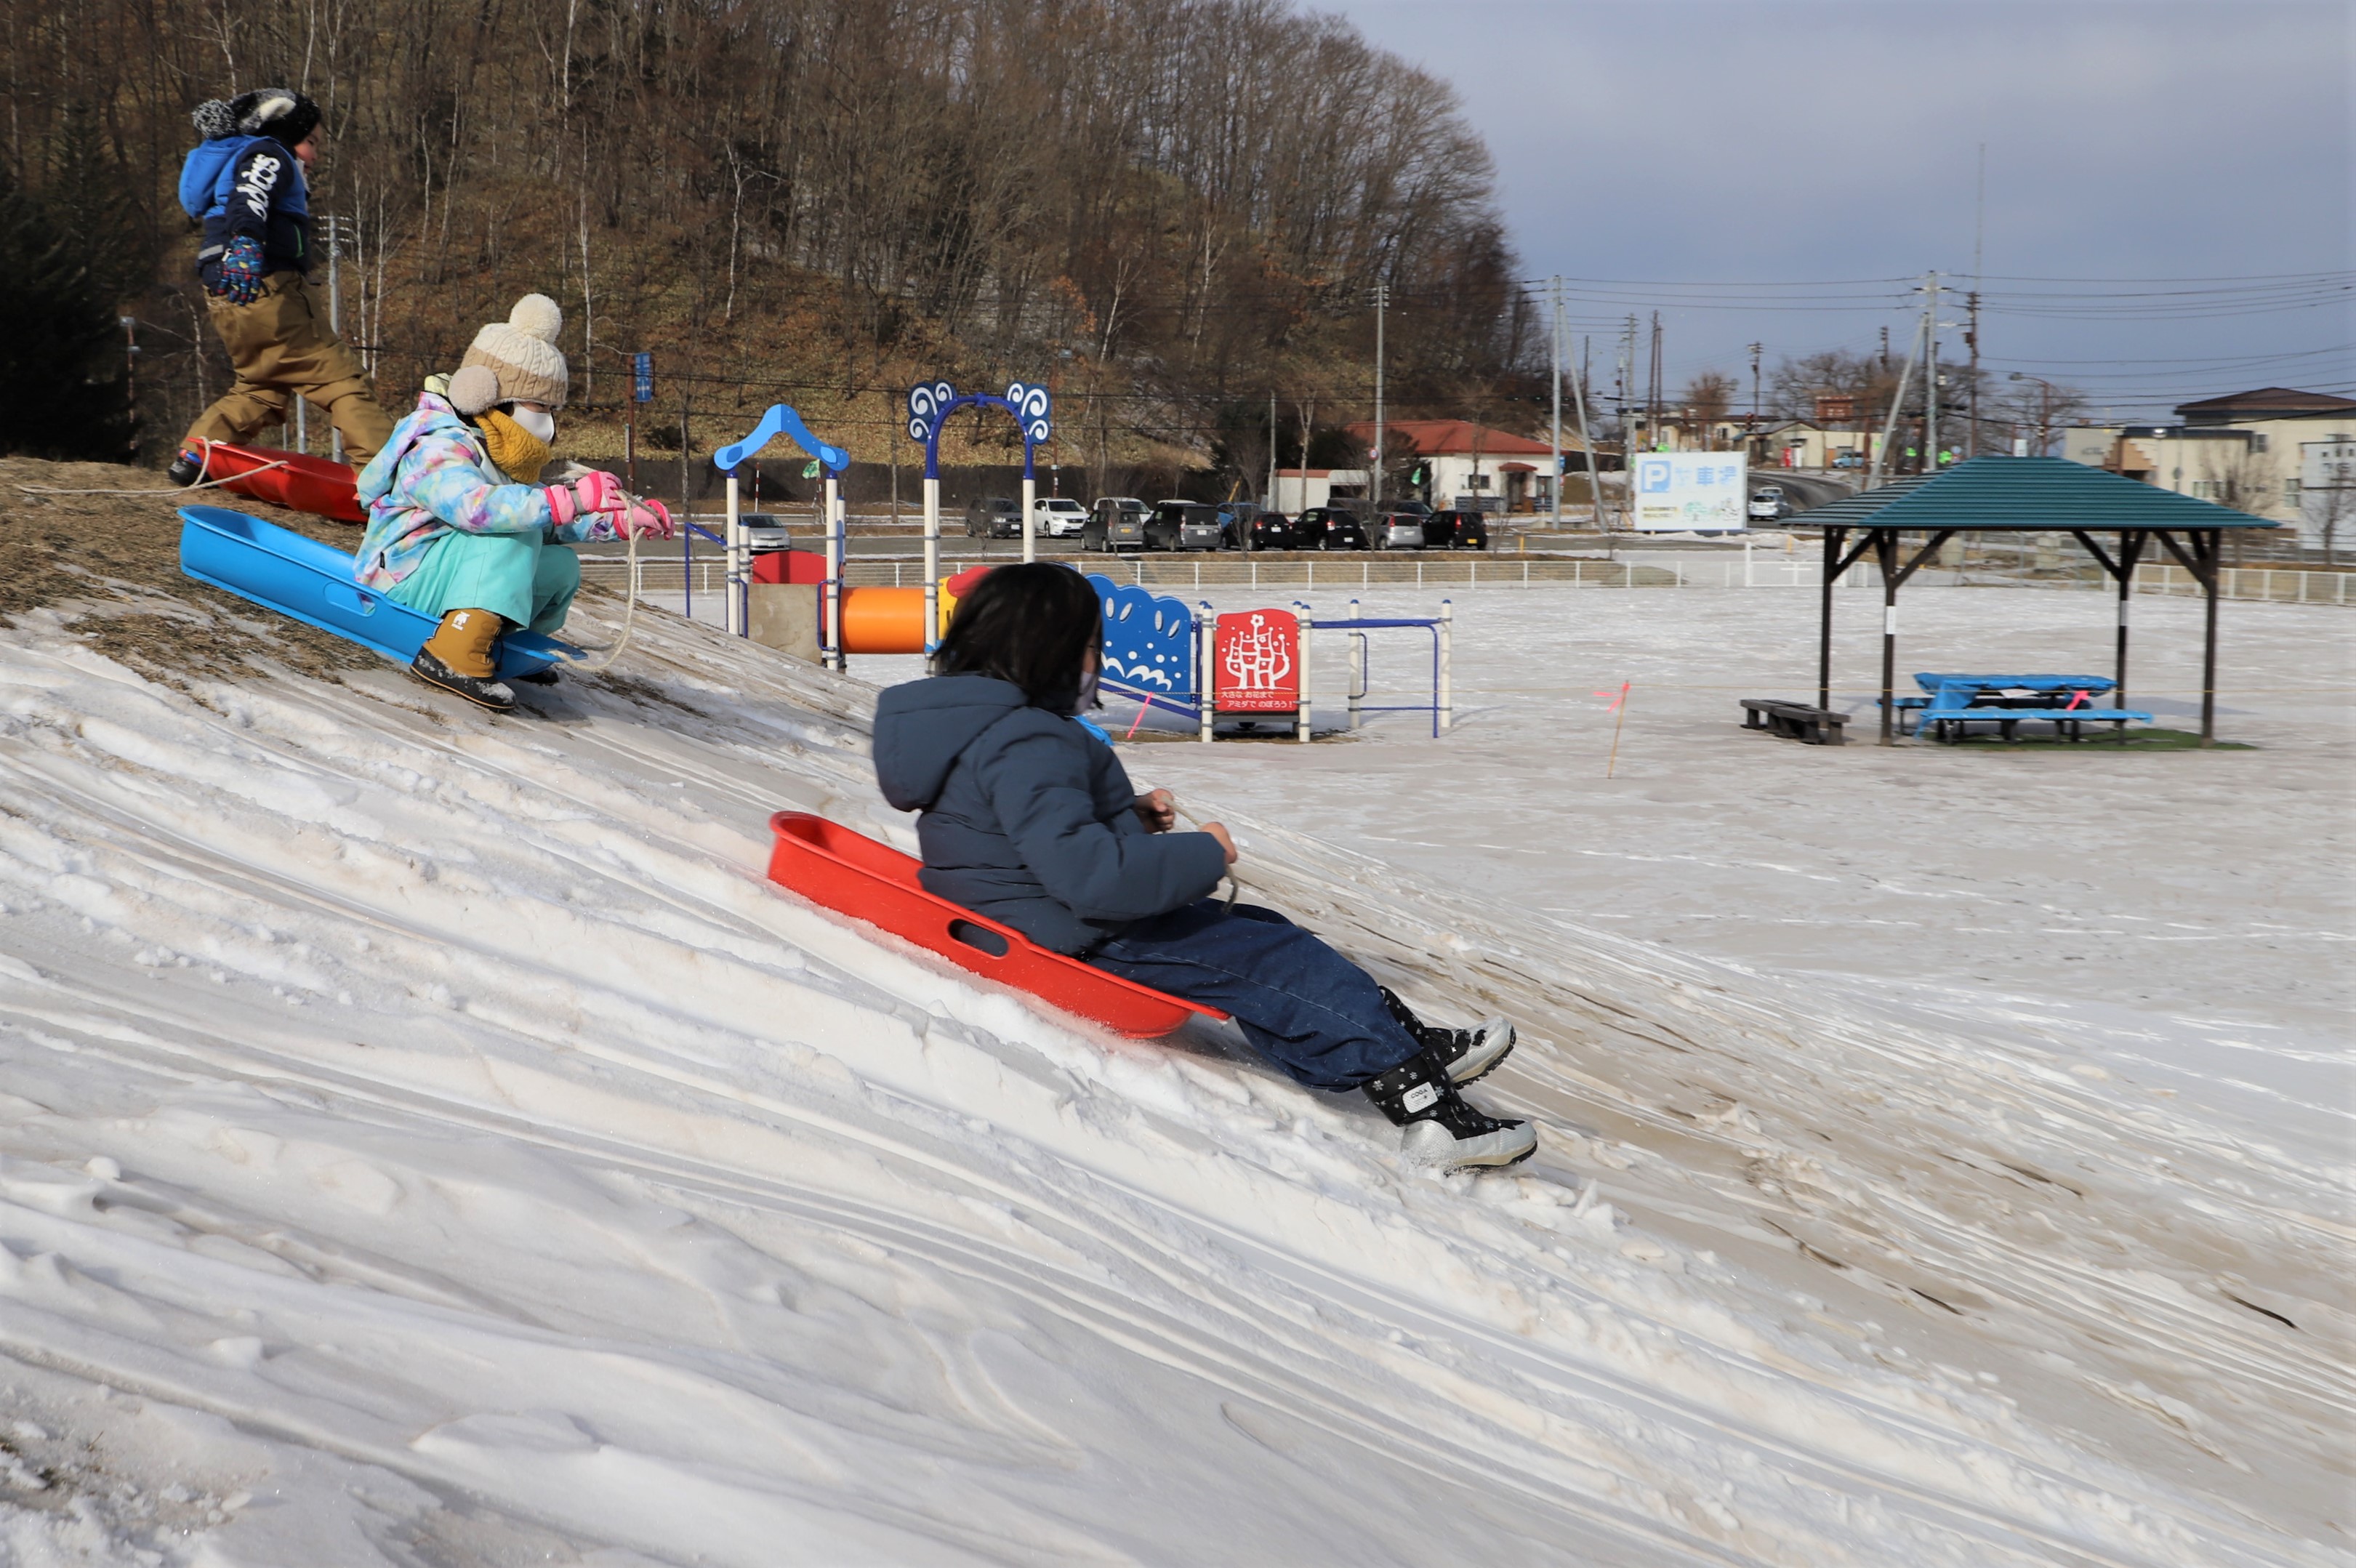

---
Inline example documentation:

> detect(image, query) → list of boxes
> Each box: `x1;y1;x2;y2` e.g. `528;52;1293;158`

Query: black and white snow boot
1379;986;1516;1086
409;647;516;712
1362;1053;1536;1170
166;449;205;487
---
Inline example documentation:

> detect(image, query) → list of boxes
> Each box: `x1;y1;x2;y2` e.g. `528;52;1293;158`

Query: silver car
1372;510;1426;550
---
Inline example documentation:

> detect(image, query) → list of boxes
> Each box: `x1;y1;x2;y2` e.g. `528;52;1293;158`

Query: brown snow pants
182;270;395;464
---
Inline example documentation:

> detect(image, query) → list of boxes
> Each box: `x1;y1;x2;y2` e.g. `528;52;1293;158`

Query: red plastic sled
193;441;364;523
765;811;1227;1039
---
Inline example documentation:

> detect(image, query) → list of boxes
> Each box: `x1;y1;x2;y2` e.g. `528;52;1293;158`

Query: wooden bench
1740;699;1848;745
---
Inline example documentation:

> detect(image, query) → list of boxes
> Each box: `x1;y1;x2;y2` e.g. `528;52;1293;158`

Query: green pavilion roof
1793;456;2279;531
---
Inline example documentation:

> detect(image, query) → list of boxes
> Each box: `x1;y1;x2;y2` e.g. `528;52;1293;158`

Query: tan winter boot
411;608;515;711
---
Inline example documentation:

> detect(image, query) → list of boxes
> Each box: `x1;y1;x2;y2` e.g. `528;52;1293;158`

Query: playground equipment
765;811;1225;1037
906;379;1055;651
183;441;364;523
1089;573;1454;741
712;405;851;659
177;504;573;679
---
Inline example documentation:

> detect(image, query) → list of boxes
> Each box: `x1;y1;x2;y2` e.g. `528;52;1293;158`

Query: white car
1033;497;1087;538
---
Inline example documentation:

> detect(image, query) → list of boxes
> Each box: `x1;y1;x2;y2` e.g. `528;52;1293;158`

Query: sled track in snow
0;587;2341;1565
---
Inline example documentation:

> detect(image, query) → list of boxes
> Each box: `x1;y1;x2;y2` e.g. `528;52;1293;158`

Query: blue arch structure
717;404;851;475
906;380;1053;482
909;379;1054;652
707;404;853;643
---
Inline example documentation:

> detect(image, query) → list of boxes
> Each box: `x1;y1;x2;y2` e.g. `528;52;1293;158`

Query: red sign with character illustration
1214;609;1300;712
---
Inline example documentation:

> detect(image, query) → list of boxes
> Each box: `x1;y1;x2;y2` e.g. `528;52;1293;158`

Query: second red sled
765;811;1226;1039
190;441;365;523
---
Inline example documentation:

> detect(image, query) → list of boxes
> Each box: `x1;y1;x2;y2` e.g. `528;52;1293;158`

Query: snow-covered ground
0;581;2344;1565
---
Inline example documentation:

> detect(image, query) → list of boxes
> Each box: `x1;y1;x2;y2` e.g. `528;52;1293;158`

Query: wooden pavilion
1792;457;2278;745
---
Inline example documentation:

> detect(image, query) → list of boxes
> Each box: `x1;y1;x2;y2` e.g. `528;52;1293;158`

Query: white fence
575;552;2354;605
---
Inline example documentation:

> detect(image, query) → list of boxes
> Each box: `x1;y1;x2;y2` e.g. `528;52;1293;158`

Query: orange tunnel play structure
838;587;928;654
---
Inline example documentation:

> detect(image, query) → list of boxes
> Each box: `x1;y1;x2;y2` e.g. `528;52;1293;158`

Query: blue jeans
1087;902;1420;1090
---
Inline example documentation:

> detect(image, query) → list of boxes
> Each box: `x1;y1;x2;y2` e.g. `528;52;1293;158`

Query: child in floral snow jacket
353;363;667;712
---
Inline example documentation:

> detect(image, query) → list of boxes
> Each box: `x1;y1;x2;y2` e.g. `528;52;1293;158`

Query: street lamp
2007;372;2064;458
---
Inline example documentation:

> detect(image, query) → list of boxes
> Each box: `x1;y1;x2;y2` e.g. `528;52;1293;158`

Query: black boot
1362;1053;1535;1170
1379;986;1516;1085
166;449;205;487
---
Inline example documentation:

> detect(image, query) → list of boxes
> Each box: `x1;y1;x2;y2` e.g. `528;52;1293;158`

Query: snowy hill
0;469;2341;1565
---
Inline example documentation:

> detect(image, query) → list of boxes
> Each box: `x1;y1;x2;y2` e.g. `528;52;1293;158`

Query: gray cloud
1324;0;2353;419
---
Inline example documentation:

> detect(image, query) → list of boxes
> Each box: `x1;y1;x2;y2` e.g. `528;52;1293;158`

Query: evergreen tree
0;169;131;462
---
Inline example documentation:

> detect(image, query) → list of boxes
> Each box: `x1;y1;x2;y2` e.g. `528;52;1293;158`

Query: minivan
1085;497;1148;552
1148;501;1223;552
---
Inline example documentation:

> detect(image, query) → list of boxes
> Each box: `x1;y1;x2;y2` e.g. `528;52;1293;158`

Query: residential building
2057;387;2356;542
1340;419;1588;512
1718;419;1882;470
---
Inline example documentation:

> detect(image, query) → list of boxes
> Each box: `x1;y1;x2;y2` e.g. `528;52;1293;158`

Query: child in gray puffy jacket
870;563;1532;1170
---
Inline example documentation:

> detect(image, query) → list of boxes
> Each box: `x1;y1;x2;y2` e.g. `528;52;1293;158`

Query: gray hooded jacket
872;675;1228;953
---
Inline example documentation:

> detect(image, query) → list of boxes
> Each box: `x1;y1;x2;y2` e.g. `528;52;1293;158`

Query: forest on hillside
1;0;1539;492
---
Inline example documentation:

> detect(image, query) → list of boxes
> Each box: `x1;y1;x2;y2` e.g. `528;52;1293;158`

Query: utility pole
1618;315;1636;466
1969;142;1985;459
1569;332;1603;531
1267;390;1277;515
1747;340;1763;445
1647;311;1663;451
1371;283;1388;508
1550;277;1564;529
1924;270;1940;474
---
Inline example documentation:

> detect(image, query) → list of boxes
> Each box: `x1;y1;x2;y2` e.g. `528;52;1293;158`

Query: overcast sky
1327;0;2354;422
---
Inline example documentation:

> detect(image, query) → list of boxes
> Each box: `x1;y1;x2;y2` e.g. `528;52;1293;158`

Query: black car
1247;510;1296;550
1424;508;1489;550
965;496;1022;538
1292;506;1369;550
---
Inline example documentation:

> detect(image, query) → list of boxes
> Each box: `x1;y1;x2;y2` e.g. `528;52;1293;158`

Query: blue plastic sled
179;505;579;679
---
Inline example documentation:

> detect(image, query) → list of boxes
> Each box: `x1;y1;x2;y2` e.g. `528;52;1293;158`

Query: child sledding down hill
872;563;1535;1171
354;294;672;711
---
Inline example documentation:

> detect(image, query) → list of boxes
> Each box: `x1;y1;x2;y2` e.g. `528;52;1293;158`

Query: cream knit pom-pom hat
459;294;569;409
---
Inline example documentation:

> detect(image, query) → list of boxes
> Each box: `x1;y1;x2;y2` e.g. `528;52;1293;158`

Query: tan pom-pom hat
459;294;568;409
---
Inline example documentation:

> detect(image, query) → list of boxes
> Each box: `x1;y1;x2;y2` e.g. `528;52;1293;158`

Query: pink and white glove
616;496;675;540
544;470;625;528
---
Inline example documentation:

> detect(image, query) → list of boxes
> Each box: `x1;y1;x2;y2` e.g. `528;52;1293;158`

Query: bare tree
1681;370;1735;428
2302;479;2355;565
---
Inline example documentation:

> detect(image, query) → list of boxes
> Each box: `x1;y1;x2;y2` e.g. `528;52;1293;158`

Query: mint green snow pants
388;530;580;634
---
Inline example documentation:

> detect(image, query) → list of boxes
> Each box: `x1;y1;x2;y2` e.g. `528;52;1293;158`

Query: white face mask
507;405;556;444
1074;650;1101;715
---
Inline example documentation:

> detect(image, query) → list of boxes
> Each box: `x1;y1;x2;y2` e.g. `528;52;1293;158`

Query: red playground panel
1214;608;1300;713
764;811;1227;1039
193;442;365;524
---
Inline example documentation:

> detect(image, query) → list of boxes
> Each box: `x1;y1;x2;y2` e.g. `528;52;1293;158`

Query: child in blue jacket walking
872;564;1533;1170
168;89;393;479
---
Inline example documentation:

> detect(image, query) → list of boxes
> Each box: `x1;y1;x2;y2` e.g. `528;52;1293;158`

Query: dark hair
933;563;1101;712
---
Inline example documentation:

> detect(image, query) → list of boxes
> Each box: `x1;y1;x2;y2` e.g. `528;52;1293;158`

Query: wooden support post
2200;529;2219;746
1819;526;1841;712
2116;529;2144;702
1876;529;1899;747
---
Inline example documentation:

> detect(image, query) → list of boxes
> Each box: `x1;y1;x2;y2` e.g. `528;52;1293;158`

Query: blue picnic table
1895;673;2153;742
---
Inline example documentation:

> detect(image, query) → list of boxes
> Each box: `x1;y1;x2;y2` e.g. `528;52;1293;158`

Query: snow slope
0;583;2341;1566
